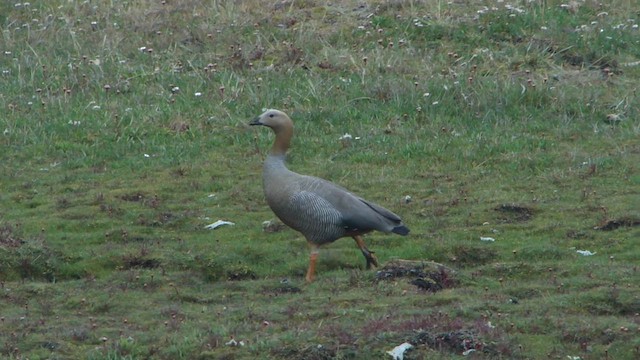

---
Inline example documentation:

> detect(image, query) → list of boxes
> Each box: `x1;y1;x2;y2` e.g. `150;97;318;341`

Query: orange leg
353;235;378;269
306;246;319;283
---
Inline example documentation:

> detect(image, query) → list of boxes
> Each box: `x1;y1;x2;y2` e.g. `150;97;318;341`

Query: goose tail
392;225;410;236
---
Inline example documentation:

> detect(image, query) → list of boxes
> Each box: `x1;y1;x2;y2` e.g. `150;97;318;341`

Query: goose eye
269;113;275;118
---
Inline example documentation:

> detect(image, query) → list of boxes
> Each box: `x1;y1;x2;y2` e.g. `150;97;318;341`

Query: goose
250;109;409;282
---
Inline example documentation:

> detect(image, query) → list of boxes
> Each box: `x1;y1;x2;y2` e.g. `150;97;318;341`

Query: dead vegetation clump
494;203;535;223
594;217;640;231
410;328;504;357
376;259;458;292
0;224;23;248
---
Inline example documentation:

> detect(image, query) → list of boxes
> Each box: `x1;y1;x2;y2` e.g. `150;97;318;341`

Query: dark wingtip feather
392;225;410;236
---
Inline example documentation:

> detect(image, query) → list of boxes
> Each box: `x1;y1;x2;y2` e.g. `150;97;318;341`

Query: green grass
1;0;639;359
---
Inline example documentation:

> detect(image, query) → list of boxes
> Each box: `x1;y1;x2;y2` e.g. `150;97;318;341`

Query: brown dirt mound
375;260;458;292
594;217;640;231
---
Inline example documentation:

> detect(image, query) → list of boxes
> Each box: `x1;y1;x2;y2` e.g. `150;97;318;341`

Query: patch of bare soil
594;217;640;231
262;283;302;296
271;344;336;360
122;256;161;270
375;260;458;292
119;192;145;202
494;203;535;223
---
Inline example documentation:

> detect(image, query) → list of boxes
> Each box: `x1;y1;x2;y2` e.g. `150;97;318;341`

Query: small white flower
194;92;202;97
92;105;101;110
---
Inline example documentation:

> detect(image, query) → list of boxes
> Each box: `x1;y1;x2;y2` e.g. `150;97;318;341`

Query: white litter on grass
339;133;361;141
40;162;61;171
576;250;596;256
143;153;150;158
387;342;413;360
462;349;476;356
205;220;235;230
225;339;245;347
480;237;495;242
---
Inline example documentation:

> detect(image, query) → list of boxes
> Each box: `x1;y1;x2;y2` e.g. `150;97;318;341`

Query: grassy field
1;0;639;359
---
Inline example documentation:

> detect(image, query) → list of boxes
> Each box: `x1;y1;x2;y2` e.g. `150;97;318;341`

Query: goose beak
249;116;263;126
